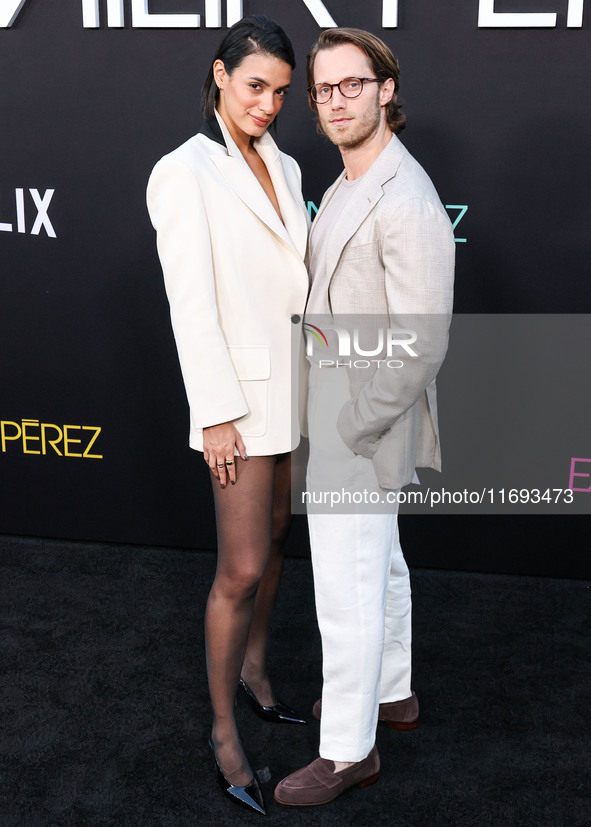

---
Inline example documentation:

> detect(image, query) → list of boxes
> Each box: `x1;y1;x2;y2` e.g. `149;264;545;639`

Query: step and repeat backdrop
1;1;590;576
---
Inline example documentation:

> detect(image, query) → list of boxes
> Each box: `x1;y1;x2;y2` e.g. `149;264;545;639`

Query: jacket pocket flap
228;347;271;381
340;240;379;261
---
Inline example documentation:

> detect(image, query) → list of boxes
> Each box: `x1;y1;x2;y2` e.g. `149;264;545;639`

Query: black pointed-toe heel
239;678;307;725
208;739;266;816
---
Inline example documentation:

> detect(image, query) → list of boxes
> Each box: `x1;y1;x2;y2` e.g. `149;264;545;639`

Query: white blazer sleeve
147;154;249;429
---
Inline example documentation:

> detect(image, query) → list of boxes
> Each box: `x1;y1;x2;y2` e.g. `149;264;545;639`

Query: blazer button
291;314;301;324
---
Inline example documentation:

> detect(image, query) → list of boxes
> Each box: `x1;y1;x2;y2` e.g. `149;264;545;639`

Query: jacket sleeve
336;197;455;457
147;154;249;429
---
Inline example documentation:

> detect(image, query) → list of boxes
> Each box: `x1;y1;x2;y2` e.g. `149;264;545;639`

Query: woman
147;15;309;817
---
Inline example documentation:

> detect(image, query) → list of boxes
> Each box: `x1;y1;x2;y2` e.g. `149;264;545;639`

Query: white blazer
147;111;309;455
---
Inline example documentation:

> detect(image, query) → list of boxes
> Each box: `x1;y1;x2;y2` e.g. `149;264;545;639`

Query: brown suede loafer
273;745;380;808
312;691;419;731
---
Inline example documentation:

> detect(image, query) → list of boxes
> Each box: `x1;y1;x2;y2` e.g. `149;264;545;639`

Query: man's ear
379;77;395;106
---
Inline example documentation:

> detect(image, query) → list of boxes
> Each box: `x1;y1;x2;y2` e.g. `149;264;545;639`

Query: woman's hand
203;422;247;487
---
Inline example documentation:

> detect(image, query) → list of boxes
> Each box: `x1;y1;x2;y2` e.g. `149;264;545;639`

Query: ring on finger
217;462;225;468
225;459;235;466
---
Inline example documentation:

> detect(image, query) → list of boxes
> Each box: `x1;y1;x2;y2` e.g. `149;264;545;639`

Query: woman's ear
213;59;226;91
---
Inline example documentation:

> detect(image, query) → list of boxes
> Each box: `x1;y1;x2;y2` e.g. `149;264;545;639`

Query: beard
320;99;382;149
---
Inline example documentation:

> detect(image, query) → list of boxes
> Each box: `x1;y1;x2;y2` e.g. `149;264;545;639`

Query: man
274;28;455;808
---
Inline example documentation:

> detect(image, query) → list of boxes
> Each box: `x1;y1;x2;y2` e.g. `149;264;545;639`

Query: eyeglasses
307;77;380;104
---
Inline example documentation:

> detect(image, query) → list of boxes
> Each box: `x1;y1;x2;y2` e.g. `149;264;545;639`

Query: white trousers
307;365;412;762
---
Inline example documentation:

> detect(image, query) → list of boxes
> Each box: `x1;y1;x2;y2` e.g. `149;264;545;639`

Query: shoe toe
274;758;344;807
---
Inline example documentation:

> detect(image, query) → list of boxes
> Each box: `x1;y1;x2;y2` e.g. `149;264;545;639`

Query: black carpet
0;535;589;826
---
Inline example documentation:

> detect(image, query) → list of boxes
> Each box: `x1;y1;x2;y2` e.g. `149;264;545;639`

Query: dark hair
306;28;405;134
201;15;296;118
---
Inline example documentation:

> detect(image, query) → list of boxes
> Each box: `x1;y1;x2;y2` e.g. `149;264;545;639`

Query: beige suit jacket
147;111;309;455
312;134;455;489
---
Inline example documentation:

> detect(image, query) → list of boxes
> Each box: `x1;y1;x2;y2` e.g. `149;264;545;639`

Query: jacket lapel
323;176;385;286
256;135;309;260
209;111;305;256
319;135;408;286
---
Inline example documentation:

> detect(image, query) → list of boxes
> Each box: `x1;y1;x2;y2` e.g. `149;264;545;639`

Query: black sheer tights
206;453;292;785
